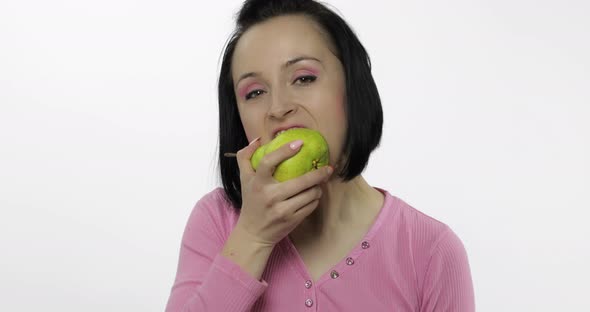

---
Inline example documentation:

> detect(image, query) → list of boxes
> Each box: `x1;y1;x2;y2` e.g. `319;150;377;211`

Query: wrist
232;222;275;251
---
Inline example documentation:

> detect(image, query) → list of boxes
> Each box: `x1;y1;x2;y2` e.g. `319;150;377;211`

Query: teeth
274;127;302;138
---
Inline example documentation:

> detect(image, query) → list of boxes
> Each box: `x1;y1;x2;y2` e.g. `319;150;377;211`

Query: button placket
297;239;374;309
303;279;314;308
325;240;369;285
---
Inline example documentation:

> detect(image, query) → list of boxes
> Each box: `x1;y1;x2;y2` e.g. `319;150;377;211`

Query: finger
292;196;321;221
236;136;261;176
281;185;323;214
276;165;333;201
256;140;304;180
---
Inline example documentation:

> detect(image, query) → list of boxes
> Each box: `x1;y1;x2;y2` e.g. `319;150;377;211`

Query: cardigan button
361;241;370;249
330;270;340;279
305;298;313;307
346;257;355;265
305;280;312;289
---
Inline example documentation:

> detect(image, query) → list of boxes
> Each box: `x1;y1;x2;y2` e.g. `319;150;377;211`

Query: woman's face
231;14;347;168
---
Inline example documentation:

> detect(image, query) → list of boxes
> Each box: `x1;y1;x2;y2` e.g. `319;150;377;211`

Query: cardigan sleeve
419;228;476;312
165;192;268;312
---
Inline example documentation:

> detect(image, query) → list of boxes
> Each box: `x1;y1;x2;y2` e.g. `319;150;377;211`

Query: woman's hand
235;137;334;248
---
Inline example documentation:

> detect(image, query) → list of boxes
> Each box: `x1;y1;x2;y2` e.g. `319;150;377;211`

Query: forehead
231;15;333;77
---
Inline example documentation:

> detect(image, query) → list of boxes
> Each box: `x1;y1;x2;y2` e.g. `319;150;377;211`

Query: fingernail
326;165;334;175
249;137;261;145
289;140;303;150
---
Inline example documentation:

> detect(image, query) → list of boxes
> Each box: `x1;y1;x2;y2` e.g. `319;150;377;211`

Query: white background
1;0;589;311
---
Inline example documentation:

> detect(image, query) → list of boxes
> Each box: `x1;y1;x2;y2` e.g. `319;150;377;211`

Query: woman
165;0;475;311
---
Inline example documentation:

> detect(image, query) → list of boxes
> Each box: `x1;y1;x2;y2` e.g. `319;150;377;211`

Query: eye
245;89;265;100
244;76;316;101
294;75;317;84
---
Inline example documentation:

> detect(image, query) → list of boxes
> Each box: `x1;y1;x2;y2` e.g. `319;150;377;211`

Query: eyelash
245;75;317;101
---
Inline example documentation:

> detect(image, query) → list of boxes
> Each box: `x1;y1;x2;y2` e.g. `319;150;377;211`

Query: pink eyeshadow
237;82;258;99
237;67;320;98
296;67;320;76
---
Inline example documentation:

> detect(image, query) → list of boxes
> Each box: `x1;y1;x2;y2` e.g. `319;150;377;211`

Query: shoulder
392;191;470;289
192;187;237;214
389;198;475;310
388;193;452;248
384;192;469;277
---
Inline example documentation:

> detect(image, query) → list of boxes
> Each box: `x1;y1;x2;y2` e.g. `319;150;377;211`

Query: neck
290;174;384;241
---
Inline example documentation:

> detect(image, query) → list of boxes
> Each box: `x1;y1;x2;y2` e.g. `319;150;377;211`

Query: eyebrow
235;56;322;86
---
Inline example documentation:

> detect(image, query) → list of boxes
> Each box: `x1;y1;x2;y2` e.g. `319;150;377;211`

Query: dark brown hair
217;0;383;210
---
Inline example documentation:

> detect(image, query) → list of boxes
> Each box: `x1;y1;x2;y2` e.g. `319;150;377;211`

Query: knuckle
269;206;287;222
262;187;278;206
260;156;273;169
269;192;280;206
278;210;289;222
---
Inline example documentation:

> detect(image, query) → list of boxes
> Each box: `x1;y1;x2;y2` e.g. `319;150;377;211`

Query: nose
267;89;297;119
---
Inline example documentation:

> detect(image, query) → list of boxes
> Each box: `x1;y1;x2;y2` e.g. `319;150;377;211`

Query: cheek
243;121;258;143
245;132;255;143
236;107;253;142
238;107;265;143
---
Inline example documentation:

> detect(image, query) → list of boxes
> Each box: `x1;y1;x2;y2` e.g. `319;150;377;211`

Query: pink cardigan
165;187;475;311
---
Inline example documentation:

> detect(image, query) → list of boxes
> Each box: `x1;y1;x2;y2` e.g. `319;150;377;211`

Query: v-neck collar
279;187;395;287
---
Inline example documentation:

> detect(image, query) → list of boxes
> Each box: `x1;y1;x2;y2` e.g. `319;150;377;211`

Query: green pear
251;128;330;182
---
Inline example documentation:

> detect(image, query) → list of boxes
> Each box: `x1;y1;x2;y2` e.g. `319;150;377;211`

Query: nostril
268;108;294;119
